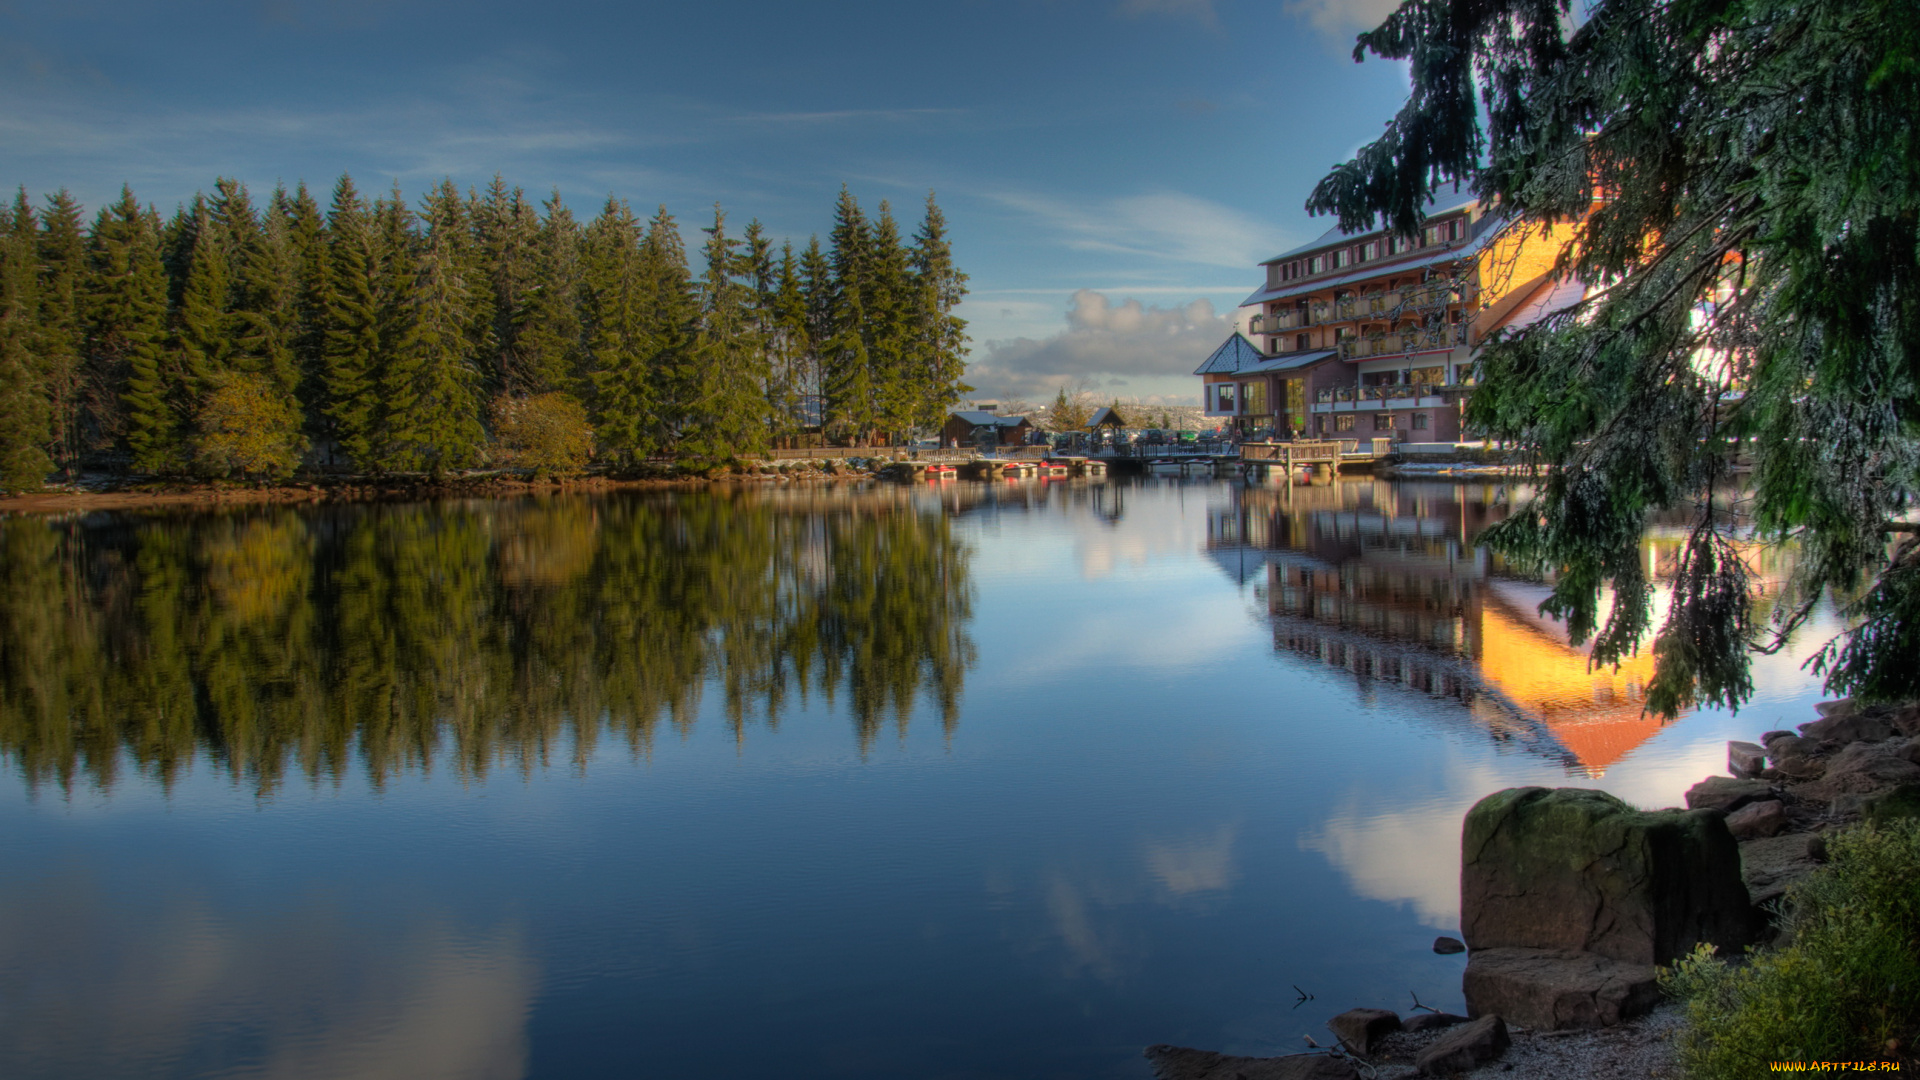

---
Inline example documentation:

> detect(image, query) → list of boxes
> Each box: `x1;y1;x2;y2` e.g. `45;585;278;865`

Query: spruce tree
823;187;874;444
909;193;969;432
35;190;86;477
87;188;172;472
584;197;653;463
473;175;539;394
799;236;833;436
282;182;330;436
635;205;698;455
366;182;424;472
0;193;54;490
380;180;484;475
867;201;915;443
521;190;586;398
681;206;766;464
319;175;381;469
768;240;810;447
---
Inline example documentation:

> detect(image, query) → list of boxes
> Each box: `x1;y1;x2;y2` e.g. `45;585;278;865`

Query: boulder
1765;735;1827;779
1432;936;1466;955
1903;738;1920;766
1462;787;1757;965
1823;741;1920;791
1685;776;1775;813
1800;709;1896;746
1327;1008;1400;1056
1462;948;1660;1031
1144;1045;1359;1080
1403;1012;1468;1033
1728;740;1768;778
1415;1014;1511;1075
1739;833;1821;908
1726;799;1788;840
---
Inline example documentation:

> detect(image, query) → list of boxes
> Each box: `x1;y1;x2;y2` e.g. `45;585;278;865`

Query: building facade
1197;190;1580;442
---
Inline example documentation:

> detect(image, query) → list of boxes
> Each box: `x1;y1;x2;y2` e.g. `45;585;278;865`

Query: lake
0;476;1834;1079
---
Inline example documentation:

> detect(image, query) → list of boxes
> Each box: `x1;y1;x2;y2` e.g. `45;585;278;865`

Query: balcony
1334;325;1468;359
1250;310;1311;334
1311;382;1471;412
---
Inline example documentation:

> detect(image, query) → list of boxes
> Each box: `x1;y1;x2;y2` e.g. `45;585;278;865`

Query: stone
1864;782;1920;826
1800;710;1896;746
1462;948;1660;1031
1813;698;1854;717
1144;1045;1360;1080
1327;1008;1401;1056
1903;738;1920;766
1726;799;1788;840
1415;1014;1511;1075
1685;776;1775;813
1760;730;1797;746
1433;936;1466;955
1728;741;1768;778
1462;787;1757;965
1739;833;1821;908
1403;1012;1469;1033
1823;741;1920;792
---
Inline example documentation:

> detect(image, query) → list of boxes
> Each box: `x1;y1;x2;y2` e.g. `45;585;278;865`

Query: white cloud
987;189;1286;270
1282;0;1403;36
966;289;1232;402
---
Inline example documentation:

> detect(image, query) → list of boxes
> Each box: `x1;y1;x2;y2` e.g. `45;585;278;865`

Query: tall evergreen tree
0;193;53;490
867;201;915;442
799;235;833;434
282;182;330;435
909;193;969;432
635;205;698;455
35;190;86;477
823;187;874;444
319;175;381;469
379;180;483;475
767;240;810;446
473;175;539;394
680;206;767;463
584;197;653;463
87;188;172;471
520;190;586;397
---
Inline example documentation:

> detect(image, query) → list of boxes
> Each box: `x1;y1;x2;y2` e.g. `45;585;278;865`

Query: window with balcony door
1296;332;1311;351
1310;255;1324;273
1335;414;1355;432
1374;412;1395;430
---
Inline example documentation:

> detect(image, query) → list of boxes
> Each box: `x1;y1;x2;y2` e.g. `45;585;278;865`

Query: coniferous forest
0;176;971;491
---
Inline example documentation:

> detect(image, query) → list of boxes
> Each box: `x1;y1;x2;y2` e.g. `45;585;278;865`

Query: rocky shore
1146;698;1920;1079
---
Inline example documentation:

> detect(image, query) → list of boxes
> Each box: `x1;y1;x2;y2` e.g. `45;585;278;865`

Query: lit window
1335;414;1355;432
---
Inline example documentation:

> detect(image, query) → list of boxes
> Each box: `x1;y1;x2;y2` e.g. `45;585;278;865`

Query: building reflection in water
1207;478;1669;777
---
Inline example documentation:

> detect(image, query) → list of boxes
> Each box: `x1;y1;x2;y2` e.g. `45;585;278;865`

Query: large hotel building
1196;189;1582;442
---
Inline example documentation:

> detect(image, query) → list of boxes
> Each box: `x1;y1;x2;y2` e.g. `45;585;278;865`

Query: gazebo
1085;406;1129;451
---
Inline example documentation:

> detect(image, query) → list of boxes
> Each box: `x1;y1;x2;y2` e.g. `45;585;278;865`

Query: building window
1310;255;1324;274
1374;412;1395;430
1215;383;1237;414
1242;380;1269;416
1296;332;1311;351
1362;241;1378;261
1412;412;1430;430
1316;415;1327;434
1335;414;1355;432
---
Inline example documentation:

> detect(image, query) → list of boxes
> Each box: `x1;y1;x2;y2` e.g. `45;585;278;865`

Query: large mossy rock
1461;787;1757;965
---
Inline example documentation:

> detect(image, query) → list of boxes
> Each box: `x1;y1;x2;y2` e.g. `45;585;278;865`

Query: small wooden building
942;410;1034;448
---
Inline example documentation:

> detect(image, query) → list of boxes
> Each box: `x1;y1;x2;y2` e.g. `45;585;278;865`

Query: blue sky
2;0;1411;404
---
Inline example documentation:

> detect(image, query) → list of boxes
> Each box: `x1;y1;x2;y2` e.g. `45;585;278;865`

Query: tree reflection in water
0;490;975;795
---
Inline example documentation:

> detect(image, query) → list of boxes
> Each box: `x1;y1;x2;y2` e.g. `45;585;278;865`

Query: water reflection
0;870;533;1080
1208;479;1683;776
0;490;975;794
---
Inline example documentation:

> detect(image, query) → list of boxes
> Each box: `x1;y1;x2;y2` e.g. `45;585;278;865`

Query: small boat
925;463;956;478
1038;461;1070;476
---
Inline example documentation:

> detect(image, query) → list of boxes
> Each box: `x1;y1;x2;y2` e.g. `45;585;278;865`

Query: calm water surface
0;478;1834;1079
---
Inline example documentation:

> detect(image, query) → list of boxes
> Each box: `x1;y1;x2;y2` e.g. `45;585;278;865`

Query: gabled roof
1239;222;1504;309
951;410;1030;428
1261;188;1481;265
1087;406;1127;429
1487;275;1587;336
1193;332;1267;375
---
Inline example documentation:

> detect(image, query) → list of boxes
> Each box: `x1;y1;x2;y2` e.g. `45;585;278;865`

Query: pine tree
473;175;539;394
680;206;767;464
909;193;969;432
867;201;915;443
35;190;86;477
0;192;54;490
799;236;833;437
823;187;874;444
521;190;586;398
635;205;698;455
366;182;425;472
379;180;484;475
584;197;652;463
319;175;381;469
282;182;329;436
767;240;810;446
87;188;172;472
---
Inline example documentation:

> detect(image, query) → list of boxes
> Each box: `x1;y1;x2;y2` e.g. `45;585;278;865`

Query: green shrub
1663;820;1920;1078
